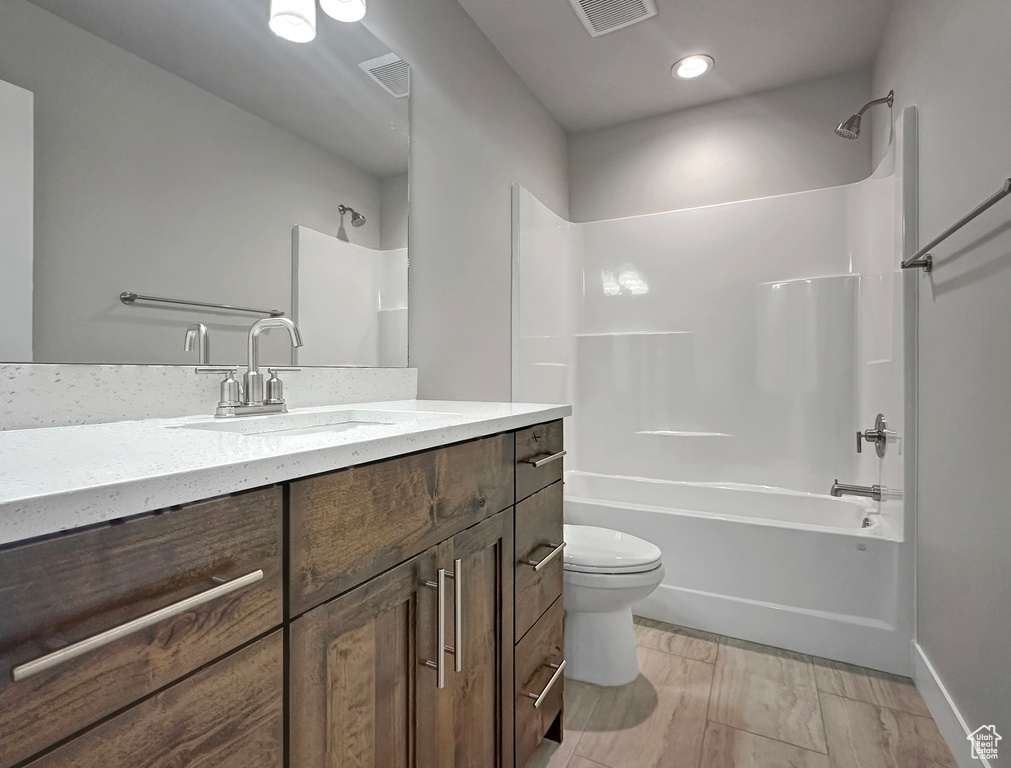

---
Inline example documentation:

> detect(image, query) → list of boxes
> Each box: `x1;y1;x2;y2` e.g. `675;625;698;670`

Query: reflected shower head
835;90;894;140
337;204;366;239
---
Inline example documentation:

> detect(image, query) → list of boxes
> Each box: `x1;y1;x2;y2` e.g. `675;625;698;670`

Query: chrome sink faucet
244;317;303;406
197;316;303;417
184;323;210;365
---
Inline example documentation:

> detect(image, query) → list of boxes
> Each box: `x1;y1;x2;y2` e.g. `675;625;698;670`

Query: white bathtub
564;471;912;674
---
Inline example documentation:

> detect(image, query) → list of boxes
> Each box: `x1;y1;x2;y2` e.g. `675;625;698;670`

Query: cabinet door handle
525;660;567;708
424;568;448;689
523;450;566;469
452;558;463;673
423;559;463;684
10;569;264;682
525;542;566;572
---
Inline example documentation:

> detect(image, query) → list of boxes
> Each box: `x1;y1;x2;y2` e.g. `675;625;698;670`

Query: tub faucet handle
856;413;888;457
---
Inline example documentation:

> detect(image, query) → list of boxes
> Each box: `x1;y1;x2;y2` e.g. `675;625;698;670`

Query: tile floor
528;616;958;768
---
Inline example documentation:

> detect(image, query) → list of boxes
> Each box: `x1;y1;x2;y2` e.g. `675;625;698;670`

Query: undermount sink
176;409;446;437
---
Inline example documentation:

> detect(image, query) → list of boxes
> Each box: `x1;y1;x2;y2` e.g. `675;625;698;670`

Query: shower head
835;114;862;140
835;90;894;140
337;204;366;237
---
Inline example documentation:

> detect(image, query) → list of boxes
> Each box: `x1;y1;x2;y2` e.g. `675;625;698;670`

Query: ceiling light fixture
320;0;367;23
672;54;714;80
269;0;317;43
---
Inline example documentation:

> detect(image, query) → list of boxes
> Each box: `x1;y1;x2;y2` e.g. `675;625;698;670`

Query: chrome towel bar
120;291;284;317
902;177;1011;272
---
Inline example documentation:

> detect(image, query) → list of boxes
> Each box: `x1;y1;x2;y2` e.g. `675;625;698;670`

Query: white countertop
0;400;570;546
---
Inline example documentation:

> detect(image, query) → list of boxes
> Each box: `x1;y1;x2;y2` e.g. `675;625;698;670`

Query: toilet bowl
562;524;665;687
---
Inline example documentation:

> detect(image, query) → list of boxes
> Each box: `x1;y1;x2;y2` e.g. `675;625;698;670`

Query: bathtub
564;471;913;674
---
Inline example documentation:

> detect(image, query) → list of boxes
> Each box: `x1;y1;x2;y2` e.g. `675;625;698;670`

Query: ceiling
456;0;895;132
28;0;409;177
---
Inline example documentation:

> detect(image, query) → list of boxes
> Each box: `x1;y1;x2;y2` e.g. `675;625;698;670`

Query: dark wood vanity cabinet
290;501;516;768
0;421;563;768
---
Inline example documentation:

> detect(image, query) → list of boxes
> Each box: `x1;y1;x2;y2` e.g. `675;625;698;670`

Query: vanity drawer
515;421;564;502
22;630;283;768
288;433;514;615
515;597;565;768
0;487;283;768
515;481;564;642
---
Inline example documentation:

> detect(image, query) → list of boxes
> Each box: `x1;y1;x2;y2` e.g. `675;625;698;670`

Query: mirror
0;0;409;367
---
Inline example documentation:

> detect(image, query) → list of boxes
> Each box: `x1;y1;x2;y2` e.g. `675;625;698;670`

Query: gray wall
0;0;380;366
873;0;1011;739
368;0;569;401
380;173;409;250
568;70;872;222
0;78;33;361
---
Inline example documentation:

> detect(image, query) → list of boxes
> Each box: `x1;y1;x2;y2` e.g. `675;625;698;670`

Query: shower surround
513;111;916;674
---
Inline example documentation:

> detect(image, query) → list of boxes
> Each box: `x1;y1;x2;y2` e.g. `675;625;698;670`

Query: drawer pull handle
11;570;264;682
526;660;567;708
526;542;566;572
524;450;566;469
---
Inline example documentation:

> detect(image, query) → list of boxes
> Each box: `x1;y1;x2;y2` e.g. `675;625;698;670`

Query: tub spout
830;479;884;502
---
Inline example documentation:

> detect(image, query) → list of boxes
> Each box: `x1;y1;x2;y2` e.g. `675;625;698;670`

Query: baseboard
913;641;990;768
635;582;911;675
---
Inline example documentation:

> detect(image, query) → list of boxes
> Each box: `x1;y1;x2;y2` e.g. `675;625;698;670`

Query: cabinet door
435;511;514;768
290;549;439;768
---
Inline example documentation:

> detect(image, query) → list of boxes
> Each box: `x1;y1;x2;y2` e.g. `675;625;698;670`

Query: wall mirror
0;0;409;367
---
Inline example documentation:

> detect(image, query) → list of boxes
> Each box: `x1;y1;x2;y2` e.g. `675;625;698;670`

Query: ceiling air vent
568;0;657;37
358;53;410;99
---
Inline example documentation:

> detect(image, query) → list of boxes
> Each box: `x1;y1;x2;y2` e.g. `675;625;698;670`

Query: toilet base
563;606;640;687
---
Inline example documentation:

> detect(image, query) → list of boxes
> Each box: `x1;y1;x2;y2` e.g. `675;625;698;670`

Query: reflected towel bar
901;177;1011;272
120;291;284;317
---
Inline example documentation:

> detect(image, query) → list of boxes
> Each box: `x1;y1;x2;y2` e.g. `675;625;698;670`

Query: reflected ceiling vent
568;0;657;37
358;53;410;98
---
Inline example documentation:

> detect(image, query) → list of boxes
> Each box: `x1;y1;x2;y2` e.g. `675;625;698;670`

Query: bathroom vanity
0;403;568;768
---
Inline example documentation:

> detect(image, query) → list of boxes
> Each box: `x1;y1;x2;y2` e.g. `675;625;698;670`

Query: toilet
562;524;665;687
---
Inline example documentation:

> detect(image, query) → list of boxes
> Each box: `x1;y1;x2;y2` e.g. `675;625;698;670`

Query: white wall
368;0;569;401
0;0;380;366
873;0;1011;747
569;70;873;222
0;78;33;361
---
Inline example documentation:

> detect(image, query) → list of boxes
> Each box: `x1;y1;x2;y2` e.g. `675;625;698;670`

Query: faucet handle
196;367;242;408
265;367;300;405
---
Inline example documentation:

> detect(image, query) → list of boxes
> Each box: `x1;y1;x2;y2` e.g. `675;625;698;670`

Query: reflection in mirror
0;0;408;366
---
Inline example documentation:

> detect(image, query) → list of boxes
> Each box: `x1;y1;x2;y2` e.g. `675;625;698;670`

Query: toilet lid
562;524;663;574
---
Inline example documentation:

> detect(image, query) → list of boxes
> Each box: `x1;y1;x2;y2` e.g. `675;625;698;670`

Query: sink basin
177;409;445;437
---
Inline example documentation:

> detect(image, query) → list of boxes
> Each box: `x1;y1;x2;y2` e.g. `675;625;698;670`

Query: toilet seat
563;524;663;575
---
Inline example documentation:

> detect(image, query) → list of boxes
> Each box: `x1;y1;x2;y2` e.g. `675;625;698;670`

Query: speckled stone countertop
0;400;570;546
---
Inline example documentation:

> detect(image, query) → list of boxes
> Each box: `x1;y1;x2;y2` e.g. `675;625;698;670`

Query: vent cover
568;0;657;37
358;53;410;99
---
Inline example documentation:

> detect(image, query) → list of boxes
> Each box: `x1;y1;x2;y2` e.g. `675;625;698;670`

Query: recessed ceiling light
672;54;714;80
320;0;367;23
269;0;317;43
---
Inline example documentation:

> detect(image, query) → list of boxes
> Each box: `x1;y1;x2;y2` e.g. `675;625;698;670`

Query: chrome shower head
350;211;366;227
835;114;862;140
835;90;894;140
